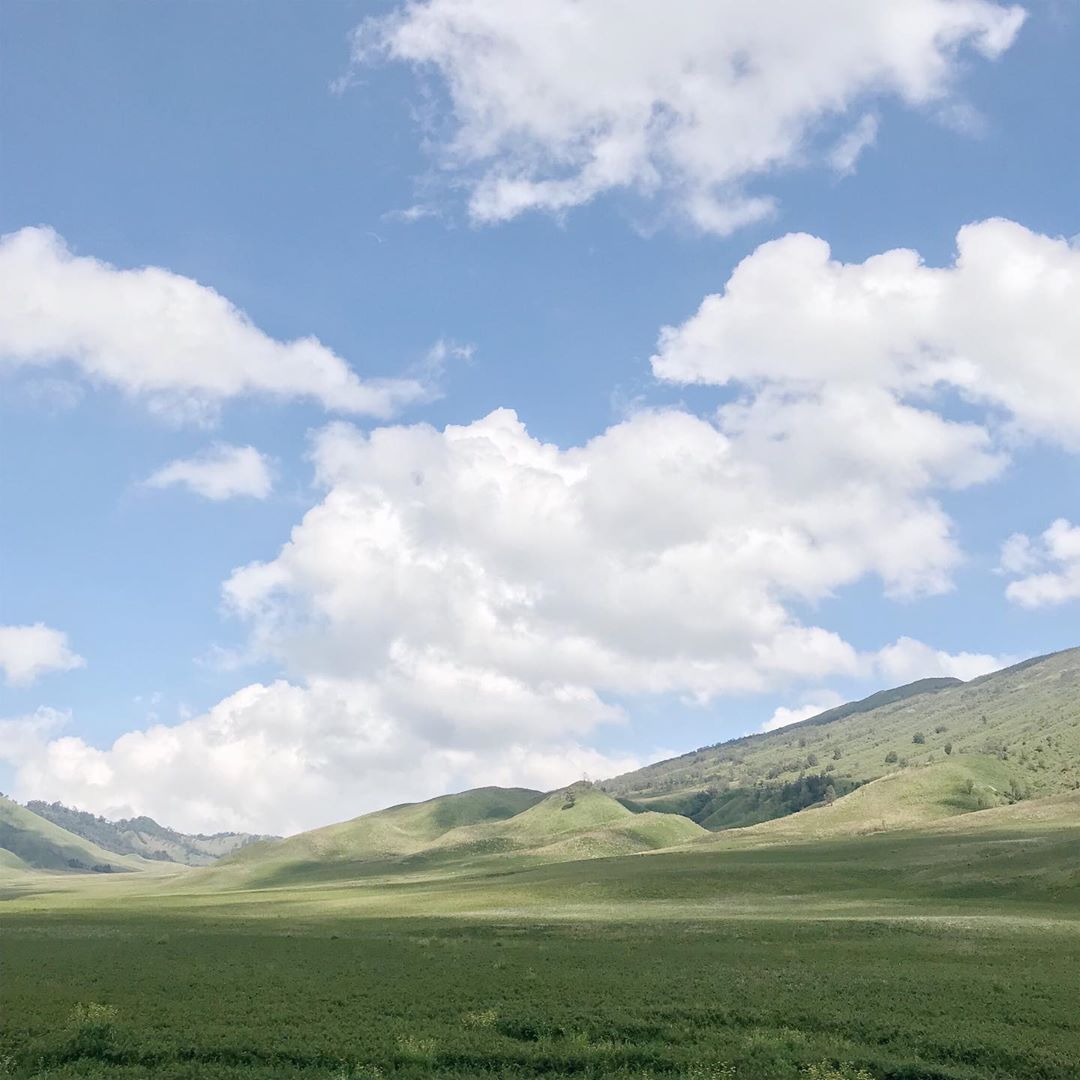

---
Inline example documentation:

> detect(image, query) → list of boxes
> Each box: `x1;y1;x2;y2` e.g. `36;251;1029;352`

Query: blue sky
1;0;1078;833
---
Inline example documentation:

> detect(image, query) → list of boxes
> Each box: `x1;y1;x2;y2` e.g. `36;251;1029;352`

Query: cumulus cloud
3;398;996;831
0;625;84;687
653;219;1080;450
1002;519;1080;607
0;226;433;421
761;635;1010;731
13;219;1068;833
353;0;1023;230
828;114;880;175
224;408;987;700
5;681;640;834
873;636;1009;683
145;444;274;501
762;692;845;733
0;707;70;764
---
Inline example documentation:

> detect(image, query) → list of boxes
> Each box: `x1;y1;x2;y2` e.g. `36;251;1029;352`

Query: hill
604;647;1080;831
211;784;705;888
25;800;275;866
0;795;140;874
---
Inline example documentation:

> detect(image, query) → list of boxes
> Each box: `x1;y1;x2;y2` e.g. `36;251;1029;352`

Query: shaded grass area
4;912;1080;1080
4;819;1080;1079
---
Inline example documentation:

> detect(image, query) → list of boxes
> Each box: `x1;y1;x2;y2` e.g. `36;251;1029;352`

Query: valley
2;649;1079;1078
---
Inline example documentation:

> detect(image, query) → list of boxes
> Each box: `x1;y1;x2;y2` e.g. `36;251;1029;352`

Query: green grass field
4;650;1079;1079
5;910;1079;1080
4;797;1080;1080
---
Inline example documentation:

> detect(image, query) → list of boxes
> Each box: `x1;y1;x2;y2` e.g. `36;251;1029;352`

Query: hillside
604;647;1080;831
219;786;545;876
25;800;275;866
211;784;705;888
0;795;140;874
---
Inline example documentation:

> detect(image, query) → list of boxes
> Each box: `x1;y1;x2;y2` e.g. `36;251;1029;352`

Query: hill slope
211;784;706;888
25;800;274;866
604;647;1080;831
220;786;546;875
0;795;140;874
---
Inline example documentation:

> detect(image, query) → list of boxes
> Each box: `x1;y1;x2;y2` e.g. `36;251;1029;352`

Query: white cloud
1003;519;1080;607
0;226;433;421
224;408;985;703
759;634;1010;730
4;680;639;834
762;692;845;732
354;0;1023;231
827;113;880;175
145;444;274;501
0;708;70;766
14;218;1069;834
3;401;996;831
653;219;1080;450
0;625;84;687
873;636;1009;683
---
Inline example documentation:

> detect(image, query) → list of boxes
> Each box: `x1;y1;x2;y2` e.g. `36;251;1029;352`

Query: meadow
4;813;1080;1080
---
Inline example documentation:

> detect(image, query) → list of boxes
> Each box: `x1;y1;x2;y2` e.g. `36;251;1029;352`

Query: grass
3;906;1079;1079
4;650;1079;1079
0;795;143;875
603;647;1080;830
3;794;1080;1079
206;787;706;891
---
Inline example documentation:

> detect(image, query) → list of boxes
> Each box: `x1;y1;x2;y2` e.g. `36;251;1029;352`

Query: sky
1;0;1078;836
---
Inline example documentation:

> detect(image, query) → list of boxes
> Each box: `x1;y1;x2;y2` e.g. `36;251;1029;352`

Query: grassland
4;784;1080;1080
0;795;142;875
604;647;1080;830
4;650;1079;1079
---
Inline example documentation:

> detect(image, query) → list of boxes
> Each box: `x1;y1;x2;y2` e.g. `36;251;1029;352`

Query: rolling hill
24;800;275;866
4;647;1078;895
603;646;1080;831
0;795;141;874
209;783;706;888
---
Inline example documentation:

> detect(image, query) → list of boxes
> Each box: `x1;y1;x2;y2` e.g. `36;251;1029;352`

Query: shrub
462;1008;498;1029
944;742;953;755
67;1002;118;1059
912;732;926;745
884;751;899;764
803;1064;874;1080
935;724;948;734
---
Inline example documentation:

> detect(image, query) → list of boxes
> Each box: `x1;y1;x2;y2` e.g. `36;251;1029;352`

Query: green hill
24;800;275;866
604;647;1080;831
0;795;140;874
216;786;545;880
211;784;706;888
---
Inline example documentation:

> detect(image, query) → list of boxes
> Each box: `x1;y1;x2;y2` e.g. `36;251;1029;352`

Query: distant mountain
0;794;138;874
602;647;1080;832
24;801;276;867
210;783;706;888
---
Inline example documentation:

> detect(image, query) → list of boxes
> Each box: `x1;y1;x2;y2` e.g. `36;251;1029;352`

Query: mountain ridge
600;645;1080;832
24;799;277;866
